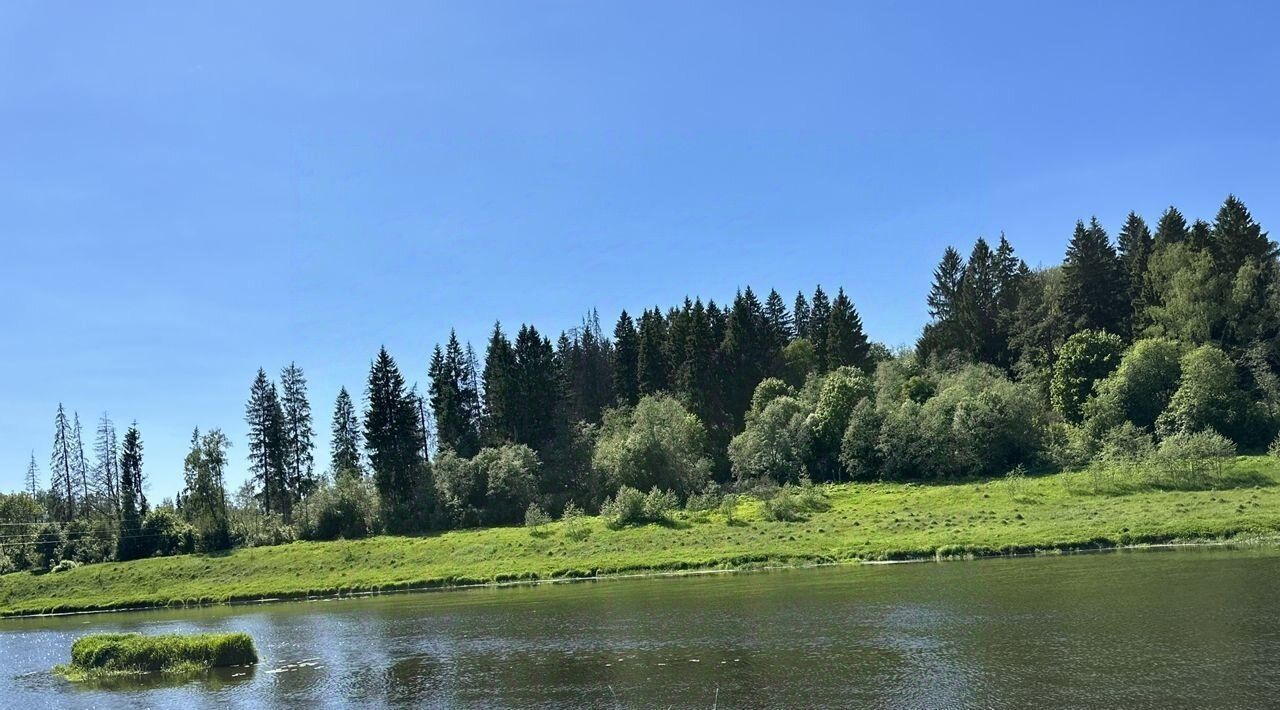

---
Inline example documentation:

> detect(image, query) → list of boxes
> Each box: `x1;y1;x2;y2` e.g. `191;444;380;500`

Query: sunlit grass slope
4;456;1280;617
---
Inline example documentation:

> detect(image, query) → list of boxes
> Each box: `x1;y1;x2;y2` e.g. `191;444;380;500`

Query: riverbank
4;455;1280;618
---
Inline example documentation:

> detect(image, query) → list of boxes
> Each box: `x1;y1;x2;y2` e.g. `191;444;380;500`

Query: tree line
3;194;1278;574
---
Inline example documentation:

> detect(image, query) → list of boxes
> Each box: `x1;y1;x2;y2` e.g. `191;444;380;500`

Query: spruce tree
719;288;770;427
117;424;144;560
364;347;428;532
483;322;519;442
429;333;481;457
513;324;560;454
678;298;719;423
1059;217;1127;335
25;452;40;499
793;292;811;340
611;312;640;406
1210;195;1274;274
93;414;120;513
1117;212;1154;335
49;403;75;520
280;362;316;502
1153;206;1188;250
330;387;363;478
764;289;793;349
809;286;832;371
245;368;289;518
71;411;90;510
637;308;670;394
826;288;871;370
956;238;1001;362
927;247;965;321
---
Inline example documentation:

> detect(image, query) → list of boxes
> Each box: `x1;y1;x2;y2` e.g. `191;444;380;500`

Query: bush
61;632;258;678
561;502;590;542
50;559;80;574
298;475;382;541
1150;429;1236;488
478;444;540;525
1157;344;1272;447
1270;433;1280;459
761;491;802;522
524;502;551;534
600;486;676;527
728;395;811;484
139;508;196;558
1050;330;1125;424
719;493;740;524
684;483;723;512
0;552;15;575
33;522;66;569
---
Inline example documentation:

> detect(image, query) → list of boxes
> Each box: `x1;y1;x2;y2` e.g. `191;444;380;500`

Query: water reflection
4;546;1280;708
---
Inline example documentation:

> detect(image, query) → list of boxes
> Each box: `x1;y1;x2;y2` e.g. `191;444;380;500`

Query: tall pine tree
117;424;144;560
365;347;429;532
93;414;120;513
280;363;316;502
245;369;289;519
611;312;640;407
49;403;75;521
825;288;871;370
1117;212;1154;336
482;322;519;443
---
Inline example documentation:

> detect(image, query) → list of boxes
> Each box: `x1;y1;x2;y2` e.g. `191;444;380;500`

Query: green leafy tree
593;394;712;499
1050;330;1125;424
1158;344;1273;446
728;395;810;484
1083;338;1183;436
476;444;540;524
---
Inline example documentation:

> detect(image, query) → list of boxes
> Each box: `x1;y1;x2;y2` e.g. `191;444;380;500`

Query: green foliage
1270;433;1280;459
139;508;196;557
60;632;257;679
1083;338;1183;437
593;395;711;499
51;559;80;573
477;444;540;524
1149;430;1236;489
718;493;740;524
1050;330;1125;424
560;502;590;541
728;395;810;484
298;475;382;541
600;486;677;527
838;399;883;481
524;502;551;534
1157;344;1271;446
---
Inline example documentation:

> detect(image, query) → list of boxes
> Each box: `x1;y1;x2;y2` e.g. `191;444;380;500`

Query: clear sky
2;1;1278;497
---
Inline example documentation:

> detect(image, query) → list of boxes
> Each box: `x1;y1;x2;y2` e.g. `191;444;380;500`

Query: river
3;546;1279;708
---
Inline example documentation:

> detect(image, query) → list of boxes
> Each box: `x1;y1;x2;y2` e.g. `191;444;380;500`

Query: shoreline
7;531;1278;620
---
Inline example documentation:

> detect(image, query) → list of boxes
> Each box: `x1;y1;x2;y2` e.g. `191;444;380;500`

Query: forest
2;195;1278;574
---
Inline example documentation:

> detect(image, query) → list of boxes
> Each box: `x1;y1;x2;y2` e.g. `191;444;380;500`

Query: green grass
54;632;258;680
6;455;1280;618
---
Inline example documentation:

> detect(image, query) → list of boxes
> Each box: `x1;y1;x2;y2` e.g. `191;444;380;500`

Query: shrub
60;632;258;678
1157;344;1271;447
728;395;811;484
34;522;67;569
299;475;382;541
793;478;831;512
600;486;676;527
719;493;740;524
684;483;723;512
524;503;551;534
479;444;540;525
140;508;196;558
839;398;883;481
1150;429;1236;489
561;502;590;542
50;559;80;574
761;491;802;522
1270;433;1280;459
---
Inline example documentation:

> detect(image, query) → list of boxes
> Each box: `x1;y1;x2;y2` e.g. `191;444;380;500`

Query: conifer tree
429;332;481;457
562;310;614;423
1059;218;1127;335
1153;206;1188;250
957;238;1002;362
826;288;871;370
25;452;40;499
483;322;519;442
611;311;640;406
245;368;289;519
720;288;771;426
678;299;719;421
927;246;965;321
1210;195;1274;274
280;362;316;502
793;292;811;340
49;403;75;520
809;286;832;370
364;347;428;532
637;308;670;394
117;424;144;560
1117;212;1154;335
330;387;363;478
513;324;560;454
764;289;793;349
92;414;119;513
71;411;90;509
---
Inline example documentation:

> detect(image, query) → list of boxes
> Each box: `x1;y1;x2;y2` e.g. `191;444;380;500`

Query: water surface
4;546;1279;708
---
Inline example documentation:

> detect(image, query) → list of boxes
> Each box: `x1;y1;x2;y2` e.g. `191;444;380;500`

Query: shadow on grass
1064;466;1275;497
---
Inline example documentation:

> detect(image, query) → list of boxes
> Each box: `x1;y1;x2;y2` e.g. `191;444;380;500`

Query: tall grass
57;632;258;679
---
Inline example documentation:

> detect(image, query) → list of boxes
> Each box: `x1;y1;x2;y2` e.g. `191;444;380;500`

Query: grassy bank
5;455;1280;617
54;632;258;680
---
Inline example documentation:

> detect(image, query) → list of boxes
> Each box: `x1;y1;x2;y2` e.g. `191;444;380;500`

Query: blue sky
2;1;1278;497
